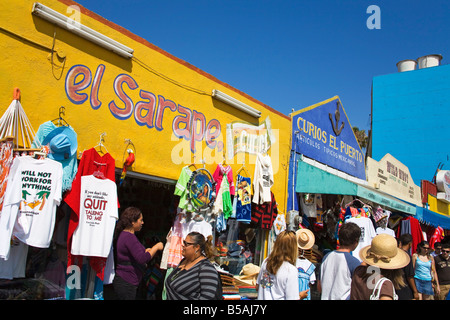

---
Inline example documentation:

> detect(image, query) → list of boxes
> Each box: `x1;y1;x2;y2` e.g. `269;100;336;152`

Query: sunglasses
183;241;196;247
442;250;450;253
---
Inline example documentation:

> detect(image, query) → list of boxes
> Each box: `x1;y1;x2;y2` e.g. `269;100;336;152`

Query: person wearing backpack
350;234;410;300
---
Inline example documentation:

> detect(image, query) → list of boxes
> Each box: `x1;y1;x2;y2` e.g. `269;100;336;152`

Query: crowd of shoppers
109;207;449;301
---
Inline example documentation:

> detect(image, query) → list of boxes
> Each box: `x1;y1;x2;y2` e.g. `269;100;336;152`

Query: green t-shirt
174;166;193;210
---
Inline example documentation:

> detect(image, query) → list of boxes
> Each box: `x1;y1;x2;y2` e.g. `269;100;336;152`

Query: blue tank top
414;256;432;281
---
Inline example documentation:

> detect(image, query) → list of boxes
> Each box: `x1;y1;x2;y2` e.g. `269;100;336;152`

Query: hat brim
359;245;411;270
42;126;77;160
296;229;315;250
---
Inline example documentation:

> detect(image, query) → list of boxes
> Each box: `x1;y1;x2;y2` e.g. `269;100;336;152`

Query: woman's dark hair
417;240;431;257
187;232;214;259
114;207;142;238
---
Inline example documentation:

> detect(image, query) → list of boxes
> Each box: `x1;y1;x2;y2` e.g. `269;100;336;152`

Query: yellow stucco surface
0;0;292;212
428;194;450;216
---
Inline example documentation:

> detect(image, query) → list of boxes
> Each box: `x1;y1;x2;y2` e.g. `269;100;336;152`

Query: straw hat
359;234;410;270
236;263;260;285
296;228;315;250
239;263;260;277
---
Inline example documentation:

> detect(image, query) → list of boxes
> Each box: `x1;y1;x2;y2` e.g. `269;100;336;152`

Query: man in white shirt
319;222;361;300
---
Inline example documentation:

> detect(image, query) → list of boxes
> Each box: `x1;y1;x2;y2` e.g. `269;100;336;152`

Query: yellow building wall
428;194;450;216
0;0;292;212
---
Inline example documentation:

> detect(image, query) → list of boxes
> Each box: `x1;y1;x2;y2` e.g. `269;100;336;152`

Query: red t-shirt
64;148;117;280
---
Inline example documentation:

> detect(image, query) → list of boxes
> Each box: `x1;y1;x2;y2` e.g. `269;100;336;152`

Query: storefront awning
415;207;450;229
295;158;416;215
356;185;416;215
295;159;358;195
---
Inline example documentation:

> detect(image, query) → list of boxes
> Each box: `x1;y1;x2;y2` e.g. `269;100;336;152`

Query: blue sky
75;0;450;134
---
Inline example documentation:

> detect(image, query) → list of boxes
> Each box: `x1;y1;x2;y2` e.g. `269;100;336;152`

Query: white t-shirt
320;250;361;300
252;153;274;204
182;219;213;239
345;217;377;262
376;227;395;237
71;175;118;258
299;194;317;218
0;156;62;259
257;259;299;300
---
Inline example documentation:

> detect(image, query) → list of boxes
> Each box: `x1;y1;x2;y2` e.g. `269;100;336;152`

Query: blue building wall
372;63;450;185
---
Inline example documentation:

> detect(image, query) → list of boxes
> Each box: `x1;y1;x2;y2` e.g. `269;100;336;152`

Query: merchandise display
0;95;447;302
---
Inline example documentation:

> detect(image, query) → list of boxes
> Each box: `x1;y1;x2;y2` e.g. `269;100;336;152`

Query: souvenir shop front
0;0;292;300
415;171;450;250
287;97;421;299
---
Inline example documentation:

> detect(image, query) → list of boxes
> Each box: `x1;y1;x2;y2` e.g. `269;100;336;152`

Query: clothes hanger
188;163;198;171
299;249;306;259
235;156;249;178
236;164;249;178
345;198;366;208
188;154;199;171
94;132;108;154
50;106;70;127
33;151;47;159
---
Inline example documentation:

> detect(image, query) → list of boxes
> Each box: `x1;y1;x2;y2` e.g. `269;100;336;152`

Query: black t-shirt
397;251;415;300
435;255;450;285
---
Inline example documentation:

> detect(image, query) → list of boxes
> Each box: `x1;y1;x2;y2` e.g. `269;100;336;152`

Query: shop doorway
113;171;176;300
116;172;176;243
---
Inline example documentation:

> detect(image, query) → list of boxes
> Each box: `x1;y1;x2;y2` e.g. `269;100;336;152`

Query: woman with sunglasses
412;241;440;300
164;231;221;300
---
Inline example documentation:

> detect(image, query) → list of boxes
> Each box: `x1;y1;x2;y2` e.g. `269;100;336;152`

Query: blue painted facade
372;63;450;186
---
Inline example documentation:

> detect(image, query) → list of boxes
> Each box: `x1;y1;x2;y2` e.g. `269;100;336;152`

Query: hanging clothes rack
0;88;39;151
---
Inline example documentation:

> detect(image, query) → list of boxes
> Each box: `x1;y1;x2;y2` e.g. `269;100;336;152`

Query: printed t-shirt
252;153;274;205
345;217;377;262
71;175;118;258
257;259;299;300
64;148;116;243
236;175;252;223
320;250;361;300
376;227;395;237
0;156;62;259
64;148;117;280
435;255;450;285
